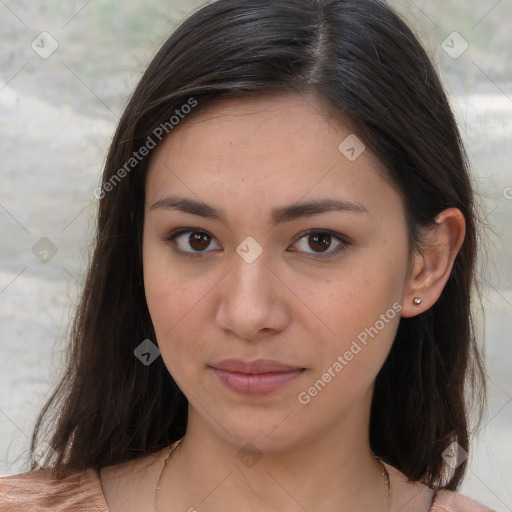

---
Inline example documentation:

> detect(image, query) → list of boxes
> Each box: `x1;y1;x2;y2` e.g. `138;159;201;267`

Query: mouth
209;358;305;374
208;359;306;396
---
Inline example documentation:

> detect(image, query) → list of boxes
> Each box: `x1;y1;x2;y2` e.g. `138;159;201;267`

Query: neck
156;390;391;512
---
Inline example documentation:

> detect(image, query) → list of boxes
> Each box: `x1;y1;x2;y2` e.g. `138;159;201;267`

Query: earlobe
401;208;466;318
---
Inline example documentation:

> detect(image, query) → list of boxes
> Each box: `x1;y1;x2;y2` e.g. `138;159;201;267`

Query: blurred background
0;0;510;509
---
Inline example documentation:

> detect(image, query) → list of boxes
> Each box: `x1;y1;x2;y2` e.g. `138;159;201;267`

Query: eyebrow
150;195;368;225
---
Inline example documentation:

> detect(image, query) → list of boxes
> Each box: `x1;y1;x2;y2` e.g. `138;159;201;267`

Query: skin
99;93;465;512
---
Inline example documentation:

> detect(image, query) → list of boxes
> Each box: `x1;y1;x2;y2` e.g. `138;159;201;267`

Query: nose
214;249;290;341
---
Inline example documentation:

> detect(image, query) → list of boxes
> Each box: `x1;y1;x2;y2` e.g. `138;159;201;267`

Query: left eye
290;230;348;258
165;228;348;259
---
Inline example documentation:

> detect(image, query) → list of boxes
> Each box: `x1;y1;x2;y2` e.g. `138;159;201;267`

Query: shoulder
430;489;497;512
383;462;496;512
0;467;109;512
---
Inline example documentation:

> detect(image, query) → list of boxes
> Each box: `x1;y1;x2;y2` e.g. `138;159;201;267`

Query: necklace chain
154;437;183;510
154;438;391;510
379;459;392;508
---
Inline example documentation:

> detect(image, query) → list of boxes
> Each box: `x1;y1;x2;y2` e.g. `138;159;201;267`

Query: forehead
144;93;398;221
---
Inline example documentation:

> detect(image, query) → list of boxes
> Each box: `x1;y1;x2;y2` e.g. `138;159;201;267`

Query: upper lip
209;359;304;374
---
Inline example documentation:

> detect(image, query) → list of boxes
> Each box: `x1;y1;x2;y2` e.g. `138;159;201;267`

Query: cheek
142;241;220;386
295;242;407;376
293;278;402;412
144;271;204;388
143;244;199;346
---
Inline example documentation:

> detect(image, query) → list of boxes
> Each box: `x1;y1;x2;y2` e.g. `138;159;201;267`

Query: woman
0;0;495;510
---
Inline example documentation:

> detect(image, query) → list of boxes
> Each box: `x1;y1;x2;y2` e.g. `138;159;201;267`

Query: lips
209;358;304;374
208;359;306;396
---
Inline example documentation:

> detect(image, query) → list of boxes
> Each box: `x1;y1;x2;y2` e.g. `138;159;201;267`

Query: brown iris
189;232;211;251
308;232;331;252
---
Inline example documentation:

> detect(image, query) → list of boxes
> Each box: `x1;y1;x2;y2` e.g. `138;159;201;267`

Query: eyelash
163;228;350;260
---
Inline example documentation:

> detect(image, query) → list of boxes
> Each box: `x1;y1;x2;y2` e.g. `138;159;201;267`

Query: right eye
164;228;221;256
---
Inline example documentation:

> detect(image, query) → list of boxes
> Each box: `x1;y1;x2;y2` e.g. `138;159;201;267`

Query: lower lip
210;367;305;396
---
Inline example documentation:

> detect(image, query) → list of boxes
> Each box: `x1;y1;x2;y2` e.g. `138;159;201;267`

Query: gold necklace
153;437;183;511
153;438;392;510
379;459;392;508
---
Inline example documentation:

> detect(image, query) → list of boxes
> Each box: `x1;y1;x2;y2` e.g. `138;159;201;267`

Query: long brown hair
31;0;486;490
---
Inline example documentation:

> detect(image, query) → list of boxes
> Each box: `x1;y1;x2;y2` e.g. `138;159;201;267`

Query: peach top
0;465;496;512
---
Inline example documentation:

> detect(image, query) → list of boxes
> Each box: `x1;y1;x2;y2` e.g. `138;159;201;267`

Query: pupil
189;232;210;251
309;233;331;252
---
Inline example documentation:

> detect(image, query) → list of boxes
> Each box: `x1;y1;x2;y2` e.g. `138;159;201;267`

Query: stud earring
413;297;422;306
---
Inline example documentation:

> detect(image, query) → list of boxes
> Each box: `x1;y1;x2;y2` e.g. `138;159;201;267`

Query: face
142;93;411;451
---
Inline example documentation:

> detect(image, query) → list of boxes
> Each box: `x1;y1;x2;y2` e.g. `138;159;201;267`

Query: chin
213;417;304;453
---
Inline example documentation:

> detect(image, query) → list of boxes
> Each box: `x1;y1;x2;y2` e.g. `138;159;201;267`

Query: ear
401;208;466;318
